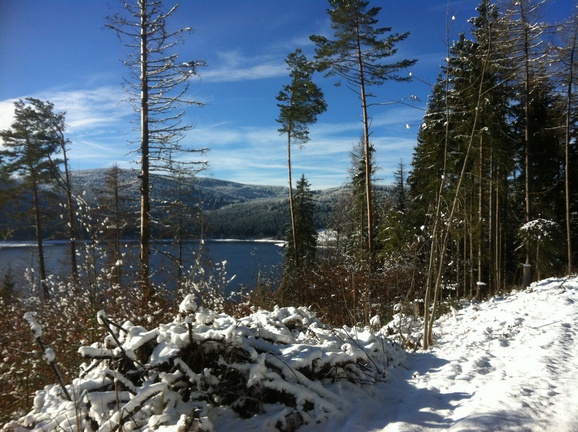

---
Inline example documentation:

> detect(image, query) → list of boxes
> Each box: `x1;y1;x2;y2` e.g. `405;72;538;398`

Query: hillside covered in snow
4;276;578;431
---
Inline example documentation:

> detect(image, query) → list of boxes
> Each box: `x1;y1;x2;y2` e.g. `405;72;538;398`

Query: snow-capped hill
70;169;290;210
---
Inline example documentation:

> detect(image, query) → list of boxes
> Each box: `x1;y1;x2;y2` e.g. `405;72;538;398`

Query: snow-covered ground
308;276;578;432
5;276;577;431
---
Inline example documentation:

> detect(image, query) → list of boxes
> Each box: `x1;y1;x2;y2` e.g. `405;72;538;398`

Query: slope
306;276;578;432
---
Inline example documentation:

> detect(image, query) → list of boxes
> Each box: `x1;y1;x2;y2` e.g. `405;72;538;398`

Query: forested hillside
0;168;352;240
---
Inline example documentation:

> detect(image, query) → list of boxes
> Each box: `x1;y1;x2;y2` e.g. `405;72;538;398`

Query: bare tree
107;0;207;297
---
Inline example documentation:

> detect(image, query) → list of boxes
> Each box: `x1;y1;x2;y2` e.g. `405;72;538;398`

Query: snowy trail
307;277;578;432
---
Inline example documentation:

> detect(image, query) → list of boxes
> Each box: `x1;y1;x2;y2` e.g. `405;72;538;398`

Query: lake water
0;240;285;295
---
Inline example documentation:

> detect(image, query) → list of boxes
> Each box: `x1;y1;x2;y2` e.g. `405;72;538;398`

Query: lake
0;240;285;296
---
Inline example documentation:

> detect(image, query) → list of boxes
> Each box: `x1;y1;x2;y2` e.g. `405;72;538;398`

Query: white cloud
0;86;132;133
0;87;135;168
0;100;17;131
199;50;287;83
0;83;419;189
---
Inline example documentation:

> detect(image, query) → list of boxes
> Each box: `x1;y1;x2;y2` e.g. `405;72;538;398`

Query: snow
43;348;56;364
23;311;42;338
4;276;578;431
303;276;578;432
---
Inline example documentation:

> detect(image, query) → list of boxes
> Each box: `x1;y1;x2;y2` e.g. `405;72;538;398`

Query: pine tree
378;160;416;266
450;1;515;294
311;0;416;261
555;11;578;274
496;0;554;279
409;1;516;347
0;99;62;299
283;174;317;304
28;98;80;285
392;160;408;213
277;48;326;268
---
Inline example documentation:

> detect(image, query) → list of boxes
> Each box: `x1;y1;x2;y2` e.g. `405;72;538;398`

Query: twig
23;312;72;401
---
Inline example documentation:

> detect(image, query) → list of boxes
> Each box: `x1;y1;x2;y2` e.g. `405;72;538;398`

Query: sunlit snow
5;276;578;431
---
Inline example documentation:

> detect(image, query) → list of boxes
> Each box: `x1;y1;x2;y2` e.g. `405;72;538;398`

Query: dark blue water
0;240;284;294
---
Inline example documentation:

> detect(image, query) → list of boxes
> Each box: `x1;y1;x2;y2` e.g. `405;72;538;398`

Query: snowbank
5;299;405;431
304;276;578;432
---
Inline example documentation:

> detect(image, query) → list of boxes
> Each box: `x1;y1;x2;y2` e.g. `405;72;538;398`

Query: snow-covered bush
517;218;563;280
4;300;405;431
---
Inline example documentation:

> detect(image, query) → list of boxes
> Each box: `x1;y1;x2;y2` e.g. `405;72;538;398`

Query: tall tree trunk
32;178;49;299
113;171;121;286
520;3;532;267
564;22;576;275
424;27;490;347
140;0;151;297
477;135;484;286
488;146;495;295
355;23;373;263
287;129;298;267
61;145;78;286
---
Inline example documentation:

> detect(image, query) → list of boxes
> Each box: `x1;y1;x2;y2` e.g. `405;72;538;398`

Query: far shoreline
0;238;286;248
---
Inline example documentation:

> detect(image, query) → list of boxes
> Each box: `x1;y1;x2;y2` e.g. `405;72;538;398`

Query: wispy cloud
0;83;419;189
199;50;287;83
182;102;418;189
0;86;135;170
0;86;132;132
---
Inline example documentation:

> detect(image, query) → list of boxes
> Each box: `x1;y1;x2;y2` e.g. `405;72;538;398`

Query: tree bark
564;22;576;275
356;25;374;263
287;127;298;267
140;0;151;297
31;177;49;299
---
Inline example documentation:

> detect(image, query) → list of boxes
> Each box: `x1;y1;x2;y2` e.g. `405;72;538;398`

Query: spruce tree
496;0;554;278
409;1;516;347
283;174;317;304
555;12;578;274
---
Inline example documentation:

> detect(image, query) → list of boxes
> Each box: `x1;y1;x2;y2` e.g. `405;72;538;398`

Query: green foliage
517;219;564;279
0;98;66;298
406;0;554;297
207;198;291;239
310;0;416;86
336;139;378;260
0;99;61;187
311;0;417;262
284;175;318;270
276;48;327;147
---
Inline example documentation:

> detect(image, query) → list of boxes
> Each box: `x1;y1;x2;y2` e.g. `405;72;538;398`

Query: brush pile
6;296;406;431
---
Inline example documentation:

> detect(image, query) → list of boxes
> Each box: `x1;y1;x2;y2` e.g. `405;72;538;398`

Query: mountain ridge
0;168;352;240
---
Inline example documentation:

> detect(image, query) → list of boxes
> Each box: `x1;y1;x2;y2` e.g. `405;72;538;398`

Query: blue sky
0;0;572;189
